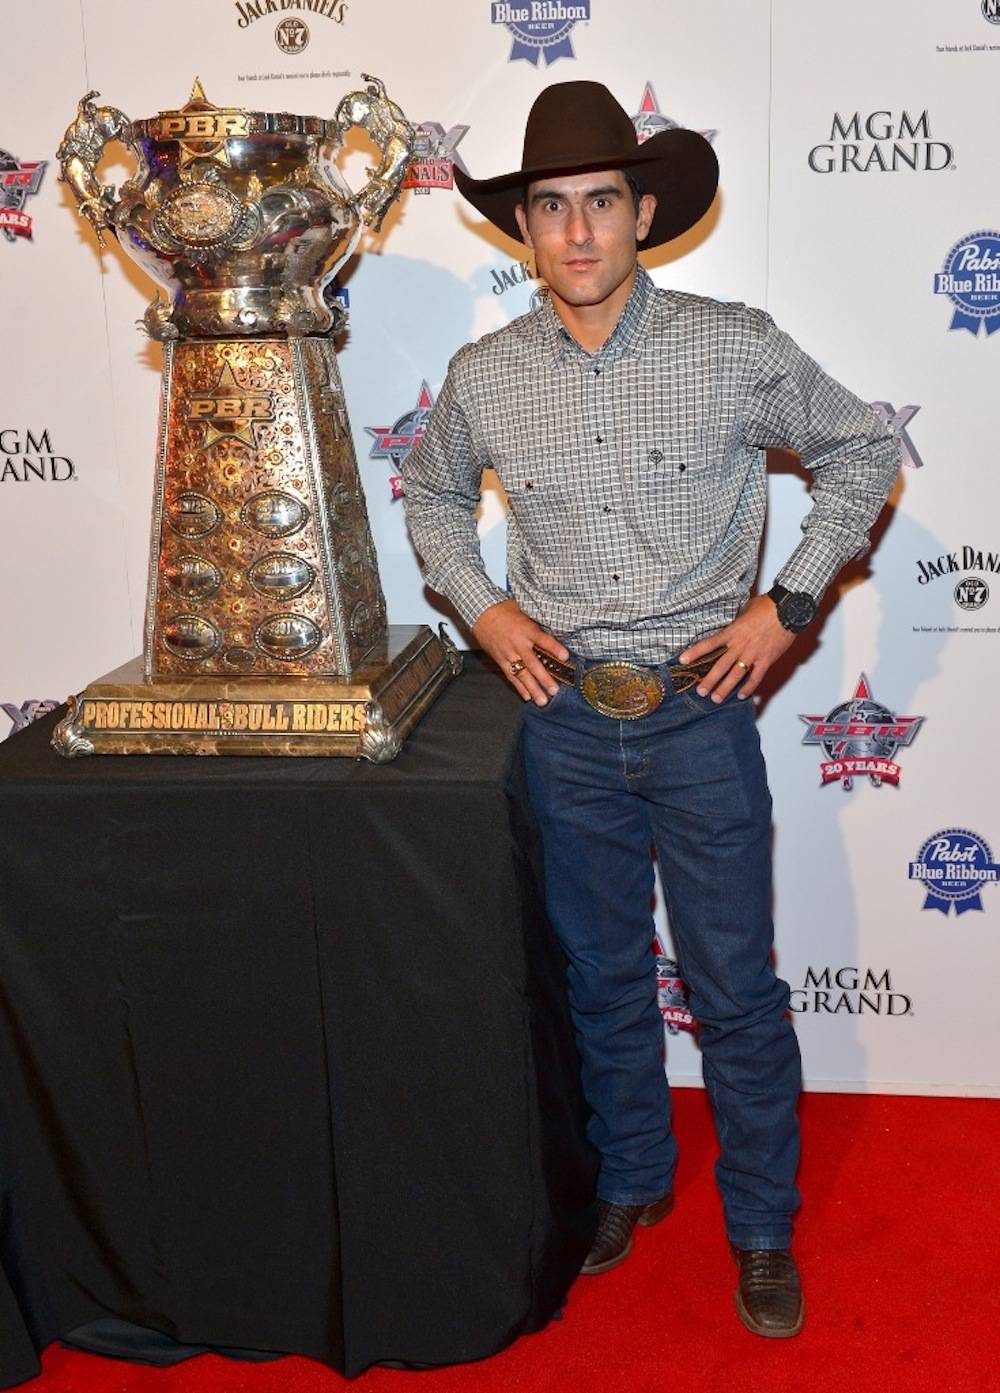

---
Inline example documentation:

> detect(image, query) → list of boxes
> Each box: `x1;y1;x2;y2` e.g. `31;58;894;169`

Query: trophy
52;78;460;761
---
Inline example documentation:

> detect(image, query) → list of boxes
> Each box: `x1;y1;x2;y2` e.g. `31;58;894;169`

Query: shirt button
612;573;620;582
595;436;604;444
603;505;612;513
593;367;601;375
678;463;687;473
648;449;664;465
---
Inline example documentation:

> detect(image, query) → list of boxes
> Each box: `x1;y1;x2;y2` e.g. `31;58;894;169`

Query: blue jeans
522;660;801;1249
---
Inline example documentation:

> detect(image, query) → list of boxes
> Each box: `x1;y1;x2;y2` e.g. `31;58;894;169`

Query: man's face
514;169;656;312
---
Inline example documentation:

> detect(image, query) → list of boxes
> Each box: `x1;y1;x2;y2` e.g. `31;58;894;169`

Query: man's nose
565;205;593;244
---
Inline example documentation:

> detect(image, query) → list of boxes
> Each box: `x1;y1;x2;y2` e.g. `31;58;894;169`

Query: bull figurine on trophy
53;76;460;761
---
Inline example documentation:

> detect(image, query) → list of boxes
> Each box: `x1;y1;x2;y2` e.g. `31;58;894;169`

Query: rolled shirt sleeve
742;313;902;600
402;351;509;630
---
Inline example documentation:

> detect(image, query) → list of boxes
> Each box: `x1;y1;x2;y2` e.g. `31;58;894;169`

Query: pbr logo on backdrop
365;382;434;499
984;0;1000;25
870;402;924;469
0;428;75;482
402;123;470;195
0;150;46;243
491;1;589;65
807;110;953;173
799;675;924;790
789;967;912;1017
653;936;696;1037
2;702;59;740
934;232;1000;335
916;545;998;613
632;84;717;147
909;829;999;915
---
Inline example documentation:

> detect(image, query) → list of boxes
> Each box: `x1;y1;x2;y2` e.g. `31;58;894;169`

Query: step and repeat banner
2;0;997;1094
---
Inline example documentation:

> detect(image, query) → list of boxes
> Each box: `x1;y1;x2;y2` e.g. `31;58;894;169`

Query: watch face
780;592;817;631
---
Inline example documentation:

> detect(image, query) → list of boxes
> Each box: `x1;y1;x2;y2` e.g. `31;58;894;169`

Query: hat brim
452;127;719;250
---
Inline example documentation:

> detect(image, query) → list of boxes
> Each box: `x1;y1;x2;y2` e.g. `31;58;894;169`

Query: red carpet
28;1092;1000;1393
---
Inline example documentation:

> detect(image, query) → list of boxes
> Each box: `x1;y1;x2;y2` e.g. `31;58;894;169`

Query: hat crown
521;81;639;177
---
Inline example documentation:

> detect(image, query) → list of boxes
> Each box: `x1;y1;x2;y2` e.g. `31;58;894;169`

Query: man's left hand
678;595;797;702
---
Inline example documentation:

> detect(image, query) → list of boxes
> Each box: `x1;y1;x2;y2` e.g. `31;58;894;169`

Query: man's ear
514;202;534;250
636;193;657;244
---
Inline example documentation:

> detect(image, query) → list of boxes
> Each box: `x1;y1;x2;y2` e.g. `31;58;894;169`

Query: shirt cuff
444;569;511;631
774;537;851;602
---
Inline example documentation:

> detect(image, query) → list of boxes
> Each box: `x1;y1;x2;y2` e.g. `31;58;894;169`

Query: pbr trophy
52;78;460;761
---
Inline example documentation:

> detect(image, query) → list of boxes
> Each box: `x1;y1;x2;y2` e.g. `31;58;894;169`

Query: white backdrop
2;0;998;1095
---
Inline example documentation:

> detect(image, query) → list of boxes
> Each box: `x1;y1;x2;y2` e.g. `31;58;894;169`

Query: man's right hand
472;599;570;706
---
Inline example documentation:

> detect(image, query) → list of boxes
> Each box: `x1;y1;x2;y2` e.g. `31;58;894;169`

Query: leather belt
532;646;726;720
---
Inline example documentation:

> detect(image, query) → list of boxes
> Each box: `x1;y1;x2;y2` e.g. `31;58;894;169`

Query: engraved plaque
167;491;222;539
162;614;222;660
164;552;223;601
255;614;321;660
241;491;308;539
247;552;316;601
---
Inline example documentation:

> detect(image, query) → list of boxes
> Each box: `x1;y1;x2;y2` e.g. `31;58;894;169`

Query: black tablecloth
0;656;596;1387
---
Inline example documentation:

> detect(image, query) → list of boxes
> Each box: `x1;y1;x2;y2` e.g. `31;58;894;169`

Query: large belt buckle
581;662;665;719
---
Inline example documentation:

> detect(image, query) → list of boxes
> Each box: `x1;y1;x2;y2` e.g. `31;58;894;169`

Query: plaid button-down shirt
403;266;900;662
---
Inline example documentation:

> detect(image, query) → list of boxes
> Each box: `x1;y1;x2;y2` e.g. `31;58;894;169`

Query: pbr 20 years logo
0;150;46;243
491;1;590;65
934;231;1000;335
632;83;717;148
2;702;59;740
799;675;924;790
909;829;999;915
653;935;696;1037
366;382;435;499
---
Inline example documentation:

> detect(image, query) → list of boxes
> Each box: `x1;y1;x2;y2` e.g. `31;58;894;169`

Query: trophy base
52;625;463;763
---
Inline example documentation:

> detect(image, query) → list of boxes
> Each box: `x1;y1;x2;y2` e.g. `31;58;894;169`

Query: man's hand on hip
678;595;796;702
473;599;569;706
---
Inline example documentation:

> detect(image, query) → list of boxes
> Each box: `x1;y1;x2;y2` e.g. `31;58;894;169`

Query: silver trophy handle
332;74;414;233
58;90;146;245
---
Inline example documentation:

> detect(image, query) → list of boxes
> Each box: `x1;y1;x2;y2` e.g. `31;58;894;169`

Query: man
403;81;900;1339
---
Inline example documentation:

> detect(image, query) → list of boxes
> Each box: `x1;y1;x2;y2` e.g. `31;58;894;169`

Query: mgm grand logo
790;966;912;1016
1;428;75;482
808;110;953;173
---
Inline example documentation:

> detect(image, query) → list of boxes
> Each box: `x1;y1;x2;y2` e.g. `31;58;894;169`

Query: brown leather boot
732;1246;804;1337
580;1192;674;1276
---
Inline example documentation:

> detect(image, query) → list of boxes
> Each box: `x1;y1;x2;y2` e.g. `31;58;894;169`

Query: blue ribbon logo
491;2;590;66
908;829;1000;914
934;232;1000;336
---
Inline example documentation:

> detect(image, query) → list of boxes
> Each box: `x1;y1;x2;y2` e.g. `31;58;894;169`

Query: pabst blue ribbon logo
491;1;589;66
934;231;1000;335
402;122;470;195
2;700;59;738
653;936;696;1036
632;83;717;147
799;674;924;790
366;381;435;500
0;149;46;243
908;829;1000;915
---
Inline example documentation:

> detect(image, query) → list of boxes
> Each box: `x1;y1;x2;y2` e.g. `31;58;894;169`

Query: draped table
0;656;596;1388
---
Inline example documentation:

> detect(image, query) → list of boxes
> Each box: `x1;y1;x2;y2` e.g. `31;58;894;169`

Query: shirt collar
539;263;656;365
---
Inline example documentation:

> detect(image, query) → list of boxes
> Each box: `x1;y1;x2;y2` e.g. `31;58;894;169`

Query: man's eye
593;198;609;209
545;201;561;213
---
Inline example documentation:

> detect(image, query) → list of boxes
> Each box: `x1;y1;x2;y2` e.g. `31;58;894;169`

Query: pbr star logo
653;936;696;1036
366;381;435;500
870;401;924;469
632;84;717;147
0;149;46;243
402;122;470;195
2;700;59;738
799;674;924;790
491;1;590;66
909;828;1000;915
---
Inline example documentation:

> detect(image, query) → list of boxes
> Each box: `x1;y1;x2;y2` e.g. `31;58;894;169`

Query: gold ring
736;659;750;671
509;659;526;676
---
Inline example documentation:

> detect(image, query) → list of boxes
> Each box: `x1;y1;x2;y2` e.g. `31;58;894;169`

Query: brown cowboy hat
453;80;718;249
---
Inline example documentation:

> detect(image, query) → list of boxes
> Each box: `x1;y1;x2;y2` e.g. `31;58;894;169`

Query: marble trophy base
52;625;461;763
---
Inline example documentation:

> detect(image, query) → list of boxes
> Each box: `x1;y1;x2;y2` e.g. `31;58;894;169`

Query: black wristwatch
768;582;817;633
